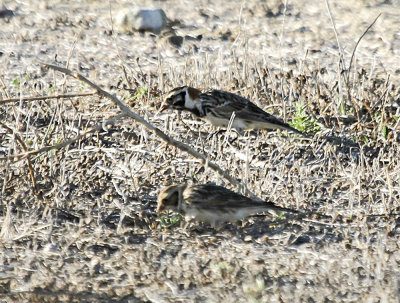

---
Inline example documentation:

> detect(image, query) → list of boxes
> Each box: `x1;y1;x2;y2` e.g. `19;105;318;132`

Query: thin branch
34;62;255;198
346;13;381;85
0;92;97;105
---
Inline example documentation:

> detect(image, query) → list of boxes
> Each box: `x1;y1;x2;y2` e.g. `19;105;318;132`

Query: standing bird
157;183;298;227
161;86;307;137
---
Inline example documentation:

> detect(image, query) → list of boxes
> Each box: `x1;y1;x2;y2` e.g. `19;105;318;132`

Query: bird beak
160;104;168;112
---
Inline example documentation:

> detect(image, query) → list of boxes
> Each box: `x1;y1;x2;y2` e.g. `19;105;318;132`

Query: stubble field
0;0;400;302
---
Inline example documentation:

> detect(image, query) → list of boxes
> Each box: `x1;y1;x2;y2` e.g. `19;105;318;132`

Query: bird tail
264;201;299;214
281;124;309;138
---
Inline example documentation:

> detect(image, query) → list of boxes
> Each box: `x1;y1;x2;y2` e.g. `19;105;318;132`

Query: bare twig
346;13;381;85
35;62;256;198
0;92;97;105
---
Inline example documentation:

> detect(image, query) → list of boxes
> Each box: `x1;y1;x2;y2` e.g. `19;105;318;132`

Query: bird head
157;184;185;213
161;86;200;112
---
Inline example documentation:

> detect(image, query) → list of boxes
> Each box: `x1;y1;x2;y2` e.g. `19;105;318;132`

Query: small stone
117;8;167;34
244;235;252;242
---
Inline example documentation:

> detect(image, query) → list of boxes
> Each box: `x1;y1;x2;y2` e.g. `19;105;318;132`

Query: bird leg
206;129;227;141
227;130;241;145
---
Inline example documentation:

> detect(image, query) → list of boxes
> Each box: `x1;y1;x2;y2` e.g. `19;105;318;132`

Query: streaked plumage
162;86;307;136
157;183;298;227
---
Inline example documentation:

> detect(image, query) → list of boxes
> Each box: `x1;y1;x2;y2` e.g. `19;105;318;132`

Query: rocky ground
0;0;400;302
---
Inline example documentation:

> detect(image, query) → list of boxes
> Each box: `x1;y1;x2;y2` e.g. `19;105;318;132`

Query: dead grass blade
0;113;127;162
0;122;38;194
346;13;381;85
0;92;97;105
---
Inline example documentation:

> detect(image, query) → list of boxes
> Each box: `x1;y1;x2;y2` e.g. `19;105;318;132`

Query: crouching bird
157;183;298;227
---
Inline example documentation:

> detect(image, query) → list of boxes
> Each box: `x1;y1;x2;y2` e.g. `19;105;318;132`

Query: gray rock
117;8;167;34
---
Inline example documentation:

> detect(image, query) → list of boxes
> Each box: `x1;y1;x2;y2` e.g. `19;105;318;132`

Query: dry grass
1;0;399;302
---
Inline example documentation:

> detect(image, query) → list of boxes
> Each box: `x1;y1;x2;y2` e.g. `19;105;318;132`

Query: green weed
289;102;320;134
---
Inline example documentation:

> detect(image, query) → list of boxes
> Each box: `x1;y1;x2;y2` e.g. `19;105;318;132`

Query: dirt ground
1;0;400;302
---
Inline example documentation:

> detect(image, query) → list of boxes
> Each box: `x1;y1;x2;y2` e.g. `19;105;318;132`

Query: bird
157;183;298;227
161;86;307;137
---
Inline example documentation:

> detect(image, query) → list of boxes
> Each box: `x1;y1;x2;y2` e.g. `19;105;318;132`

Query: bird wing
203;90;285;124
203;90;306;135
183;184;254;209
183;184;298;214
